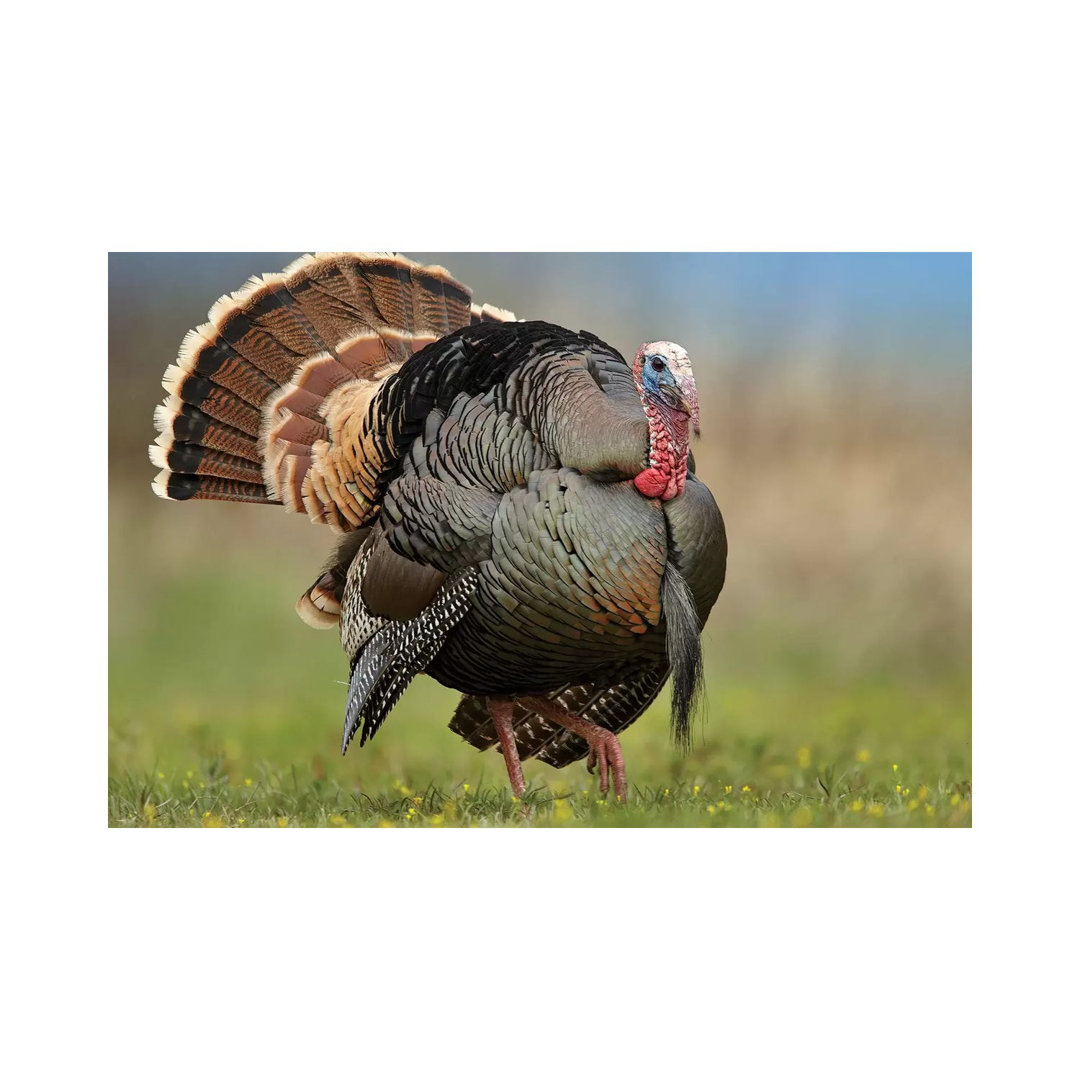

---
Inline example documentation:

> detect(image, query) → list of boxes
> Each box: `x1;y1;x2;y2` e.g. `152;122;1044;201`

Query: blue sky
653;253;971;368
416;252;971;372
111;252;971;378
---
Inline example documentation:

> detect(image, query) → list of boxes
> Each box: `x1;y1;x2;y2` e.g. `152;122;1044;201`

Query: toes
597;743;610;795
608;740;628;802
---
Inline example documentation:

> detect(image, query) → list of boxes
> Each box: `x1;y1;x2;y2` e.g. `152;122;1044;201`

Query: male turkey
150;253;726;800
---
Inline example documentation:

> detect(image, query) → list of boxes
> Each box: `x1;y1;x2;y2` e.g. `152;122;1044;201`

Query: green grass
109;562;971;827
109;574;972;825
110;760;972;828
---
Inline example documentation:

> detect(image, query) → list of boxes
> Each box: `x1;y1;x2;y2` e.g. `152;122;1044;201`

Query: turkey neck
634;397;691;500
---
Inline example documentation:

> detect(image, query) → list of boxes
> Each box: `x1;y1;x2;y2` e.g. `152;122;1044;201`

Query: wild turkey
150;253;726;800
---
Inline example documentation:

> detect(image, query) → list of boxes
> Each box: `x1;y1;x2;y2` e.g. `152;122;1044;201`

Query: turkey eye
650;357;665;372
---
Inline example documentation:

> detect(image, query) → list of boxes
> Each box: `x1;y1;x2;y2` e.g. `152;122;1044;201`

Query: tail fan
150;253;517;532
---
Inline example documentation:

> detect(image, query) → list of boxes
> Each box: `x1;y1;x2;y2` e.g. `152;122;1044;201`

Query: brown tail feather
470;302;518;324
151;253;514;527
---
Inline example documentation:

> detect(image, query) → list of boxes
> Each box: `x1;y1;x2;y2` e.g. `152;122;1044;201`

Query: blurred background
109;253;970;805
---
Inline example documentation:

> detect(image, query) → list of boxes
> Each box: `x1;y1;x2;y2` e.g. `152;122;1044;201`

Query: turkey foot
522;697;628;801
488;697;528;806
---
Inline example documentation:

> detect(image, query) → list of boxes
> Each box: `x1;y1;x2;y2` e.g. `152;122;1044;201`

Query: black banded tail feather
149;254;727;798
150;253;517;527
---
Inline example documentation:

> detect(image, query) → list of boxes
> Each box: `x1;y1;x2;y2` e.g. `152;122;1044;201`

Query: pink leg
522;696;628;801
488;697;526;799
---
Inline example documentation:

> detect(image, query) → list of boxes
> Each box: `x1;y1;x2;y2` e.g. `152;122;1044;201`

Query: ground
110;358;971;828
108;538;971;827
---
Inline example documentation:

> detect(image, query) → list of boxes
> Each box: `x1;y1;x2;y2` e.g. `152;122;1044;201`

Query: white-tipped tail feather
149;252;514;522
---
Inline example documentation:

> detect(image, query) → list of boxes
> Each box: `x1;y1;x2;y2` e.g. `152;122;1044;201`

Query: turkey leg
521;697;628;801
488;697;526;799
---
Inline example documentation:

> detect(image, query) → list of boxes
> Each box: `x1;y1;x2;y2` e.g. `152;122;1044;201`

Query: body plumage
150;254;726;798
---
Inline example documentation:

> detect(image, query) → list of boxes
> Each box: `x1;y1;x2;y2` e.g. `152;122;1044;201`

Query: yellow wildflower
907;800;920;811
553;798;573;823
202;813;224;828
950;793;961;806
741;785;751;793
895;784;902;793
244;778;253;787
724;785;733;795
706;805;716;815
462;783;470;793
429;814;445;827
856;749;871;763
378;819;395;828
277;816;288;827
142;801;157;823
693;785;701;796
892;763;899;773
157;772;165;780
849;798;864;812
329;814;348;826
867;803;885;818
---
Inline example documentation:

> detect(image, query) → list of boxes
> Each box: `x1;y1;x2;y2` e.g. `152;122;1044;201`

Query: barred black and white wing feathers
340;541;478;752
151;253;727;770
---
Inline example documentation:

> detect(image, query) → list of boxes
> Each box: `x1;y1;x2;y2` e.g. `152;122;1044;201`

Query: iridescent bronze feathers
150;253;727;783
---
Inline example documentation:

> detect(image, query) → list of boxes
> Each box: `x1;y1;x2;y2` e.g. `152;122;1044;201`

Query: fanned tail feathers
150;252;518;531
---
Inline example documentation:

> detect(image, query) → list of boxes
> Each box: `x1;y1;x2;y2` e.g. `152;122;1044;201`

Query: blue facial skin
642;354;687;413
641;354;674;398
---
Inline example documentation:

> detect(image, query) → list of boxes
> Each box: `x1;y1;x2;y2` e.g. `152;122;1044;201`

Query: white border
10;0;1076;1073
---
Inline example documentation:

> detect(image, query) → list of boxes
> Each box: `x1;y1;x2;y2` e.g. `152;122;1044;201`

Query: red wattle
634;468;669;498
